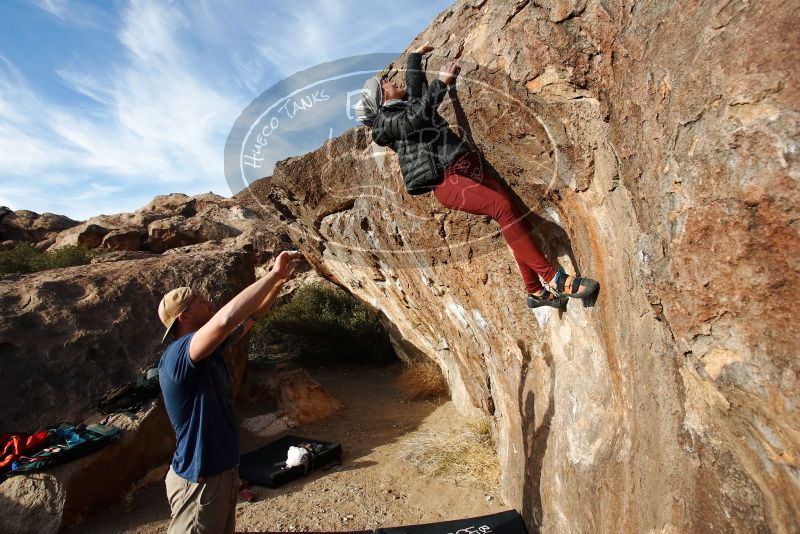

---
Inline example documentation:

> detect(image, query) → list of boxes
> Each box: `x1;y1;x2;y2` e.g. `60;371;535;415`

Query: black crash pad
375;510;528;534
234;510;527;534
238;435;342;489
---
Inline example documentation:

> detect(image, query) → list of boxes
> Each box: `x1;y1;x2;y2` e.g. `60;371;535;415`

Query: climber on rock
355;44;599;308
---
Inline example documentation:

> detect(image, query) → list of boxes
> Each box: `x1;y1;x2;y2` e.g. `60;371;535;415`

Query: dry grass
395;359;449;401
400;417;500;487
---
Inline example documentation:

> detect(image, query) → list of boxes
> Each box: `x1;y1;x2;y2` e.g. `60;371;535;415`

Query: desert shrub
400;417;500;487
249;282;394;364
0;242;105;274
396;359;448;401
46;244;105;269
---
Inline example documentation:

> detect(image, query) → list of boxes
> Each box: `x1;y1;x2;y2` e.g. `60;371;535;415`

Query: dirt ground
69;363;507;533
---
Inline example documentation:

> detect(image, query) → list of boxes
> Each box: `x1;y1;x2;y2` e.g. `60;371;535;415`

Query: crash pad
238;435;342;489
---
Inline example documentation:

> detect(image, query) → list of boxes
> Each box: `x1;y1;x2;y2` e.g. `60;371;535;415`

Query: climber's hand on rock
271;250;303;280
414;42;434;54
438;61;459;85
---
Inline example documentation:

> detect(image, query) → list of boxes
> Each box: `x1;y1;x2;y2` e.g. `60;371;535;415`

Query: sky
0;0;452;220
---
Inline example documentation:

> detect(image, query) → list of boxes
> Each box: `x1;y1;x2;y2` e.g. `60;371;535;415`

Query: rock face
0;250;255;430
0;250;255;532
241;1;799;532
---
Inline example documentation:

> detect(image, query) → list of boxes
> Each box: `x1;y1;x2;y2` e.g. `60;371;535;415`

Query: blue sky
0;0;451;220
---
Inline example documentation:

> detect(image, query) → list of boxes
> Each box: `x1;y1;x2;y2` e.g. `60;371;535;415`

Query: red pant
434;152;557;293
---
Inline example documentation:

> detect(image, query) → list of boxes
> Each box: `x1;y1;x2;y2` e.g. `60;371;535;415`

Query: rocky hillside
237;1;799;532
0;192;291;262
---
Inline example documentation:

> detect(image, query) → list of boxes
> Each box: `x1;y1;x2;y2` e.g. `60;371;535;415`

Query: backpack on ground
97;367;160;415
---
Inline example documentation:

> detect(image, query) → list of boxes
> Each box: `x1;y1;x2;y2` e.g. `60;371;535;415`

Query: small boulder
76;224;109;248
139;193;196;217
146;216;199;253
101;227;146;251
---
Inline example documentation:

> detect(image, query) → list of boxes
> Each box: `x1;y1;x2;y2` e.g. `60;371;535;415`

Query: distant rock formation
238;0;799;532
1;192;291;263
0;208;80;245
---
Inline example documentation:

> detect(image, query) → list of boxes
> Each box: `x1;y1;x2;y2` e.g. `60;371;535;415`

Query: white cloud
30;0;109;29
1;1;248;217
0;56;87;174
252;1;445;76
54;69;114;106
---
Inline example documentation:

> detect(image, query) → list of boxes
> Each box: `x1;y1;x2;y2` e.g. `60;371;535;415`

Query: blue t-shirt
158;332;239;482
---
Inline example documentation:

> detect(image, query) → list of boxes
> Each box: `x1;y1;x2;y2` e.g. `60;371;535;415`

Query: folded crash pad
239;435;342;489
376;510;528;534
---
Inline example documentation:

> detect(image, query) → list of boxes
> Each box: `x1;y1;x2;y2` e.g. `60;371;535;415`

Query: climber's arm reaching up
405;50;428;99
372;60;459;145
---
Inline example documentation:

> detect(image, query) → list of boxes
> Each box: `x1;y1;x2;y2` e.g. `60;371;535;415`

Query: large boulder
47;215;133;251
146;215;242;253
0;249;255;532
0;249;254;429
0;210;80;243
241;1;799;532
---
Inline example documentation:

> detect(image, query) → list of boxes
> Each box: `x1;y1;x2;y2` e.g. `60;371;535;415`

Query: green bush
249;282;394;364
0;242;105;275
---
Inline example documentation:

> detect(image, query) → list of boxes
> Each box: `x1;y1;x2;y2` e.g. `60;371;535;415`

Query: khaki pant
165;465;238;534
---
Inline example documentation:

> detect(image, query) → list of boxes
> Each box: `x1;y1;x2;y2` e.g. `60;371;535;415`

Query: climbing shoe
527;289;567;309
549;267;599;299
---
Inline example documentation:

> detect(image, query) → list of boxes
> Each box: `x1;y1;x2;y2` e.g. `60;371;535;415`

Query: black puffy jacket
371;53;469;195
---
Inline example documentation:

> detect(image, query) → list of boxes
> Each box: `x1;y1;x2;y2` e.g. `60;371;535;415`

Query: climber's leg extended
434;152;560;301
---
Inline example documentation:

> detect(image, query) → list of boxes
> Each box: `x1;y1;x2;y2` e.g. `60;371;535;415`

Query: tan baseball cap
157;287;197;343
